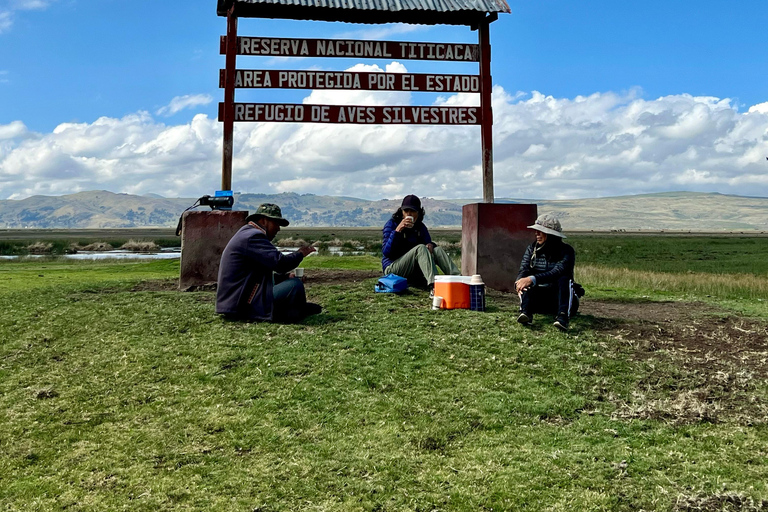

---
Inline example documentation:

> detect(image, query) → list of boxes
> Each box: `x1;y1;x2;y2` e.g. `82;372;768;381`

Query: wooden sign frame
219;7;496;202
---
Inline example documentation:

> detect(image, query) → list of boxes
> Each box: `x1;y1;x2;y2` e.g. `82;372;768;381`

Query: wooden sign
219;36;480;62
218;103;481;125
219;69;481;93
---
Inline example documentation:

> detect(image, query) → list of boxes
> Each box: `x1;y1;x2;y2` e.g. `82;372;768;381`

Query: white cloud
0;0;53;32
156;94;213;117
0;11;12;32
2;82;768;201
0;120;27;139
11;0;52;10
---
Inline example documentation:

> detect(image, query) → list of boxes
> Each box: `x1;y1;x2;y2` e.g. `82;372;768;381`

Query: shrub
80;242;114;251
26;242;53;254
120;240;160;252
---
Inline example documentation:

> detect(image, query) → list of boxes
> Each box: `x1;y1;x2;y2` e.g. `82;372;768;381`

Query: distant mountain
0;190;766;231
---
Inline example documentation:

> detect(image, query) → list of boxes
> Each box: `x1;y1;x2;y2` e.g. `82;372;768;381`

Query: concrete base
179;210;248;290
461;203;538;293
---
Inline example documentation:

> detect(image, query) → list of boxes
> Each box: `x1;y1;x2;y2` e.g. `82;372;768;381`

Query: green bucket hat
248;203;290;227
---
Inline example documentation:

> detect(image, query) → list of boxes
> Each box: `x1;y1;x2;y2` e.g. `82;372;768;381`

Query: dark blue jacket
516;238;575;287
381;217;433;271
216;223;304;321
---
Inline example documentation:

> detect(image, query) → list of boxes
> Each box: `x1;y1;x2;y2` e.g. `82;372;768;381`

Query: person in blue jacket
216;203;320;322
381;194;459;294
515;213;582;331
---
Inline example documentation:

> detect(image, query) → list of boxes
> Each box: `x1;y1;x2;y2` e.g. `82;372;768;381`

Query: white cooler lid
435;275;471;284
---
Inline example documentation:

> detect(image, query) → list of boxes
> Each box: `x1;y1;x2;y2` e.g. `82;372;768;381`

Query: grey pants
384;244;460;287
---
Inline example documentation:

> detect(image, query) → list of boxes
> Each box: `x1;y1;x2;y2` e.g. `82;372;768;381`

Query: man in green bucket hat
216;203;321;322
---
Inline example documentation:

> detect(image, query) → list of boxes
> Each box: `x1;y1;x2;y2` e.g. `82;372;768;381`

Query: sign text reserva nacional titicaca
220;37;480;62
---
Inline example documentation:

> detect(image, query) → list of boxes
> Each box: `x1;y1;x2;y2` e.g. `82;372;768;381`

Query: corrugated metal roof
218;0;510;25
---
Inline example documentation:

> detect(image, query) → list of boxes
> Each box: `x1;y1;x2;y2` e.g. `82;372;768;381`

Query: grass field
1;237;767;511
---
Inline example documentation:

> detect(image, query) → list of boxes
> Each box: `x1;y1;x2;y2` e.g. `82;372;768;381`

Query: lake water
0;246;372;260
1;249;181;260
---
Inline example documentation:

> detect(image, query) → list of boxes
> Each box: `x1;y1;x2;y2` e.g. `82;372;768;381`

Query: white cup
405;215;414;223
432;295;443;310
469;274;484;285
294;267;304;278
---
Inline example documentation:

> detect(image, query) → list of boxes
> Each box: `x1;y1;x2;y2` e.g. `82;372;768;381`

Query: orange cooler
434;276;471;309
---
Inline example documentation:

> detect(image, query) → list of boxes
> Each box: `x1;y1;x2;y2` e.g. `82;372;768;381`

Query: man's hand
427;242;435;254
297;245;316;257
515;277;534;294
396;216;415;232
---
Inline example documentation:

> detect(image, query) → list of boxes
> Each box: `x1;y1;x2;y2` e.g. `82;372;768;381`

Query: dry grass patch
577;264;768;299
26;242;53;254
119;239;160;252
275;237;308;247
79;242;114;251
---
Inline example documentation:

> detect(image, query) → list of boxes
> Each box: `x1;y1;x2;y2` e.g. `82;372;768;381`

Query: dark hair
392;206;425;224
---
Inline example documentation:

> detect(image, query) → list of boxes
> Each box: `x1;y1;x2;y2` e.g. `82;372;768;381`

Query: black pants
272;277;308;323
519;276;579;317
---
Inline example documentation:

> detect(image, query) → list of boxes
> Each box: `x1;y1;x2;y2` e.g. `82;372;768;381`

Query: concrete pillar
179;210;248;290
461;203;538;293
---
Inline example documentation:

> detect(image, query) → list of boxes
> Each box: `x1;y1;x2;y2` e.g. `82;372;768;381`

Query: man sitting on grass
216;203;321;323
515;213;582;331
382;194;460;296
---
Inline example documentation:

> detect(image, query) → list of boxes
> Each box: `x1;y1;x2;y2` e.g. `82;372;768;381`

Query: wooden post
478;16;495;203
221;5;238;192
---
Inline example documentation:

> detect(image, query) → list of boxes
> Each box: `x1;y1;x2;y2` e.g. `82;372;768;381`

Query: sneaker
517;311;532;325
554;314;569;332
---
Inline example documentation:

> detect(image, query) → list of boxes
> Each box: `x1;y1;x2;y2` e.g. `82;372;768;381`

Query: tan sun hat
528;213;566;238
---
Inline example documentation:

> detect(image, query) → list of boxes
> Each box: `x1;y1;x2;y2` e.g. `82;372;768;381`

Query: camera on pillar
199;190;234;210
175;190;235;236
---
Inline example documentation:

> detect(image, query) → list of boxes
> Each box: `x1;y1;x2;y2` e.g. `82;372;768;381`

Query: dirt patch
583;299;768;378
582;299;721;324
582;299;768;425
304;269;382;285
131;279;181;292
132;269;382;293
673;493;768;512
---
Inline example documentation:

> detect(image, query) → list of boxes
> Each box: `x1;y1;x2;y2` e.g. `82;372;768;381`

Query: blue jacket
216;223;304;321
381;217;433;271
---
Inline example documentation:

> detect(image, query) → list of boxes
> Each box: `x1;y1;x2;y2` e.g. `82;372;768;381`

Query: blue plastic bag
374;274;409;294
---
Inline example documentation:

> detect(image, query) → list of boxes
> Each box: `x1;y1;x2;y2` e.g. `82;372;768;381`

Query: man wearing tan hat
216;203;320;322
515;213;582;331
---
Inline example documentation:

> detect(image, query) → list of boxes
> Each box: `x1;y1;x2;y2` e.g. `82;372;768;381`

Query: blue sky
1;0;767;200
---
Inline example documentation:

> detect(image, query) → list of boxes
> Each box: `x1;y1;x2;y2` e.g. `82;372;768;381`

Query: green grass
571;235;768;275
1;252;767;510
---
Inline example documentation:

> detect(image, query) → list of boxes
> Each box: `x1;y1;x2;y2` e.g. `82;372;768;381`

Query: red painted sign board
219;69;481;93
218;103;481;125
219;36;480;62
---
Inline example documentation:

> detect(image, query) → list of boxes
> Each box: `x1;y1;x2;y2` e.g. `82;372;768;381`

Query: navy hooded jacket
381;217;433;271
